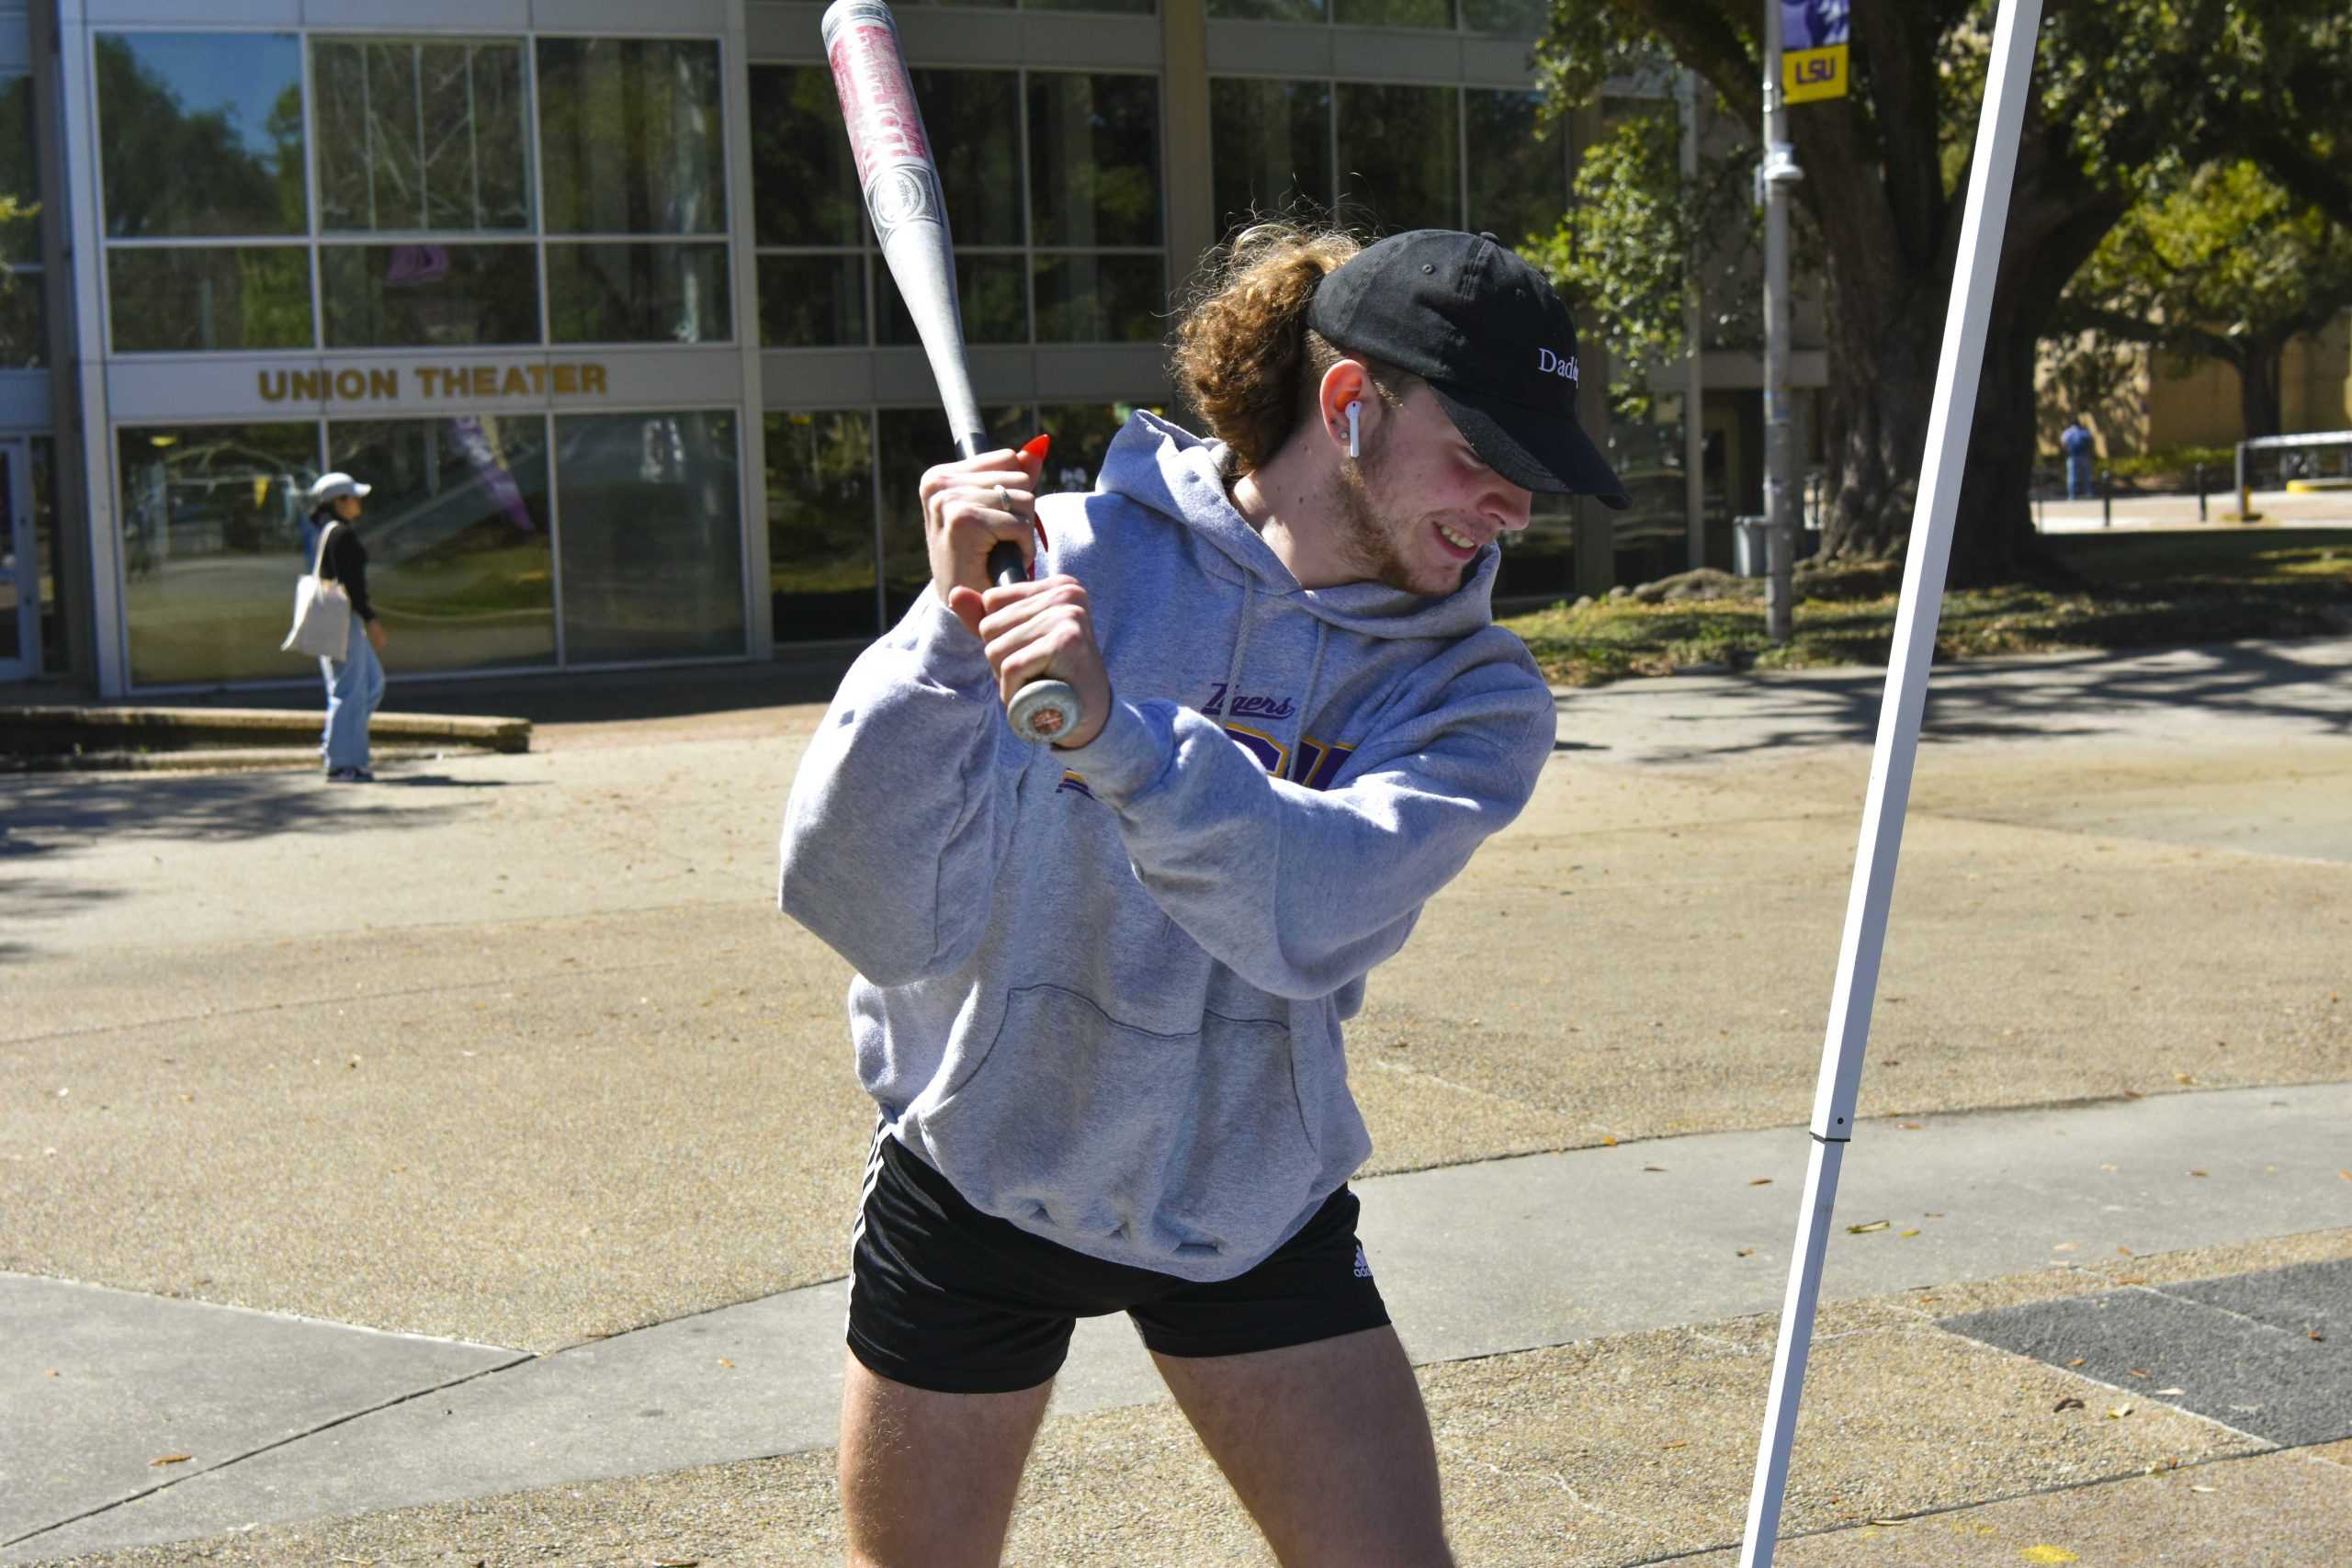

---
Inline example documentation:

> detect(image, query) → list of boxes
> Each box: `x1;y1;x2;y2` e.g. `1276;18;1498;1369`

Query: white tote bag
281;520;354;659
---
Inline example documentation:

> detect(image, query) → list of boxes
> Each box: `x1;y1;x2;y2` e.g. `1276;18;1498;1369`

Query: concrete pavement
4;636;2348;1562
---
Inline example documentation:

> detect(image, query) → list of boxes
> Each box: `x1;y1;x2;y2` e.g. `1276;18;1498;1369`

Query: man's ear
1317;360;1373;455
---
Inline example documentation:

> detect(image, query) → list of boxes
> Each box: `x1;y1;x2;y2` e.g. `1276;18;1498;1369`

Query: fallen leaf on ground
2175;1073;2196;1084
2052;1242;2079;1252
1899;1122;1923;1131
2022;1548;2080;1564
2053;1397;2085;1412
718;1359;734;1368
2189;1169;2208;1178
1736;1248;1756;1258
1847;1220;1890;1235
2189;1485;2215;1494
1643;1165;1667;1173
1661;1440;1688;1450
1601;1135;1618;1146
1749;1178;1772;1186
2155;1387;2185;1395
151;1454;191;1466
1900;1229;1920;1238
2067;1358;2086;1367
2128;1369;2149;1377
2107;1404;2133;1419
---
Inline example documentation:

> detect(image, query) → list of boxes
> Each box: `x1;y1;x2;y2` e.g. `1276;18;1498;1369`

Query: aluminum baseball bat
821;0;1083;746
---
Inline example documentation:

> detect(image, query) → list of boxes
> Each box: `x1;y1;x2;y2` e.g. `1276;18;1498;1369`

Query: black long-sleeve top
313;516;376;624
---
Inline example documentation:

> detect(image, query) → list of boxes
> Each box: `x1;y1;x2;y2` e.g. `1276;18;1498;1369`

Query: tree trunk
1946;303;2046;587
1817;294;1939;562
2235;344;2283;439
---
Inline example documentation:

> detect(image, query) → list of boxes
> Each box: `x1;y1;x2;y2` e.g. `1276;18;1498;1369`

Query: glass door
0;440;32;681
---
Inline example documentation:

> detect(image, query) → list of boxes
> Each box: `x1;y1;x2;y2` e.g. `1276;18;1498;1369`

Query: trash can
1734;514;1770;578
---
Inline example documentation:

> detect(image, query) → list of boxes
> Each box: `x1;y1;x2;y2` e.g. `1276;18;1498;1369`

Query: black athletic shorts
847;1130;1392;1394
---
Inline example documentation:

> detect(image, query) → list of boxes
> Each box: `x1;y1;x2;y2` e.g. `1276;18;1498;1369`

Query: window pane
556;410;744;661
31;435;63;671
766;410;877;641
749;64;864;248
537;39;726;235
1492;511;1575;604
1033;398;1166;496
759;254;866;347
322;243;540;347
1460;0;1545;31
1028;73;1161;249
322;415;555;671
1210;78;1331;241
0;76;40;262
0;274;42;367
548;243;730;344
916;70;1023;249
1336;84;1457;233
1336;0;1452;22
108;247;313;352
1207;0;1324;17
877;254;1025;345
97;33;305;238
119;421;321;686
1033;253;1162;343
1025;0;1156;11
1466;89;1564;248
314;39;531;233
878;402;1027;622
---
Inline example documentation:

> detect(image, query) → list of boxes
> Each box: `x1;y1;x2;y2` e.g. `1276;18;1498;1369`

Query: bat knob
1007;679;1083;746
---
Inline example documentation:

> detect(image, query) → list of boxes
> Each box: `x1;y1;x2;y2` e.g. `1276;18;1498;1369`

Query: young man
780;225;1627;1567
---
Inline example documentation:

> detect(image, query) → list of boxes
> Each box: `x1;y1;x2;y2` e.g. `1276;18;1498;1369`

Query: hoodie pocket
923;981;1320;1262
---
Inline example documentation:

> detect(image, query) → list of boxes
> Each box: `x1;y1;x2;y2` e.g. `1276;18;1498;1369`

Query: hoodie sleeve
777;593;1024;986
1052;645;1555;999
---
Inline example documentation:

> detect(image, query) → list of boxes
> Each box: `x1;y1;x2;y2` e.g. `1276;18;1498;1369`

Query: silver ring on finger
994;485;1012;513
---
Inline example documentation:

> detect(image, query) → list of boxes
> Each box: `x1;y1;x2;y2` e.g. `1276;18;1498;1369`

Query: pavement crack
0;1351;538;1552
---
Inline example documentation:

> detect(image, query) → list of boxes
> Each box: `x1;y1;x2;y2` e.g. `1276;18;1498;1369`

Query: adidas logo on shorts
1352;1244;1373;1280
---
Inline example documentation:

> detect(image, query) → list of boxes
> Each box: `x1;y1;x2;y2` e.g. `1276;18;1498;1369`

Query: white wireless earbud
1346;400;1362;458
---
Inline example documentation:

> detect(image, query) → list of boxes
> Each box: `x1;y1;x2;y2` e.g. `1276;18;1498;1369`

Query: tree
2053;161;2352;442
1532;0;2352;584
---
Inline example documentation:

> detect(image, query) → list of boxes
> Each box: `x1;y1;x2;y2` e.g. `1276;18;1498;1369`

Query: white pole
1736;3;2045;1563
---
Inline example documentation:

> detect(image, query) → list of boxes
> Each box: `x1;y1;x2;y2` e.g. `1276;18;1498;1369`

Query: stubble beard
1329;452;1468;598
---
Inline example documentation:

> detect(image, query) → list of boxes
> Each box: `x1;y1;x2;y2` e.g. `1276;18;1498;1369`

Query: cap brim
351;482;372;497
1428;382;1630;510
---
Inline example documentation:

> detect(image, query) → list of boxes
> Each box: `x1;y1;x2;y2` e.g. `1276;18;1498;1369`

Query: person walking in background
2060;415;2097;501
301;472;387;783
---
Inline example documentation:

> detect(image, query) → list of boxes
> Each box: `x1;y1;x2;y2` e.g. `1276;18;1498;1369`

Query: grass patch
1503;529;2352;687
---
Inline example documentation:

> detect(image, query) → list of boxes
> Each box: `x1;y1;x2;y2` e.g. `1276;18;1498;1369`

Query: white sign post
1736;3;2046;1562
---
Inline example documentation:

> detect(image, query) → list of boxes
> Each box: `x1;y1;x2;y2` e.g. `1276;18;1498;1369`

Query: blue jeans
321;623;384;772
2064;455;2092;500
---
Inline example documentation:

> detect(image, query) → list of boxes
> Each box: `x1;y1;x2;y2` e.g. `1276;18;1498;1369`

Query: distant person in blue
2060;416;2097;501
300;471;388;783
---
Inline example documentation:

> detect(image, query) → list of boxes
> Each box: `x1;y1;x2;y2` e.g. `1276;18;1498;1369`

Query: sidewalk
5;637;2348;1564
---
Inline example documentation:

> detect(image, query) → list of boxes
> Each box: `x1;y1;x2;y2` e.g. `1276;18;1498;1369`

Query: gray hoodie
779;411;1556;1281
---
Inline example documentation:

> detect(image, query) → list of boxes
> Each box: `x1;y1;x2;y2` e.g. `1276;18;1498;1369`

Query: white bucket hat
307;471;373;507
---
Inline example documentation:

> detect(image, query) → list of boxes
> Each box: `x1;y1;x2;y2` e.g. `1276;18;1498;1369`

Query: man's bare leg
1151;1325;1453;1568
837;1352;1055;1568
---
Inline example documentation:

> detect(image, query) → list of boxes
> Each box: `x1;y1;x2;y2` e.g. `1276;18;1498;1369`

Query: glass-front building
1;0;1778;697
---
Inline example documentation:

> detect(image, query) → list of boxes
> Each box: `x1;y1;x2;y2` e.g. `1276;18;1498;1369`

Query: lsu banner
1781;0;1850;104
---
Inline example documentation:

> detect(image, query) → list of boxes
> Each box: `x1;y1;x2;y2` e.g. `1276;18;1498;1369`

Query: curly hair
1170;220;1409;474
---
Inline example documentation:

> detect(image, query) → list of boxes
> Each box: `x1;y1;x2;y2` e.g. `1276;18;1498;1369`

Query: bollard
2100;468;2110;527
2194;463;2206;522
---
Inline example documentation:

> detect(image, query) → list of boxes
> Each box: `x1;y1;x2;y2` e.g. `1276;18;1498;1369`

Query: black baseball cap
1307;230;1629;508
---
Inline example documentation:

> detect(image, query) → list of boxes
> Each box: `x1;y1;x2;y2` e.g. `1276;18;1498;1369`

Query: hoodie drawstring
1222;585;1256;728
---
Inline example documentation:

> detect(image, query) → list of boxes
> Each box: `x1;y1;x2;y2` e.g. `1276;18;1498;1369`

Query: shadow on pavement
1625;640;2352;762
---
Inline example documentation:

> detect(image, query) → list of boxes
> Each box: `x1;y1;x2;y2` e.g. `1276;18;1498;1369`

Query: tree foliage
1531;0;2352;582
2053;161;2352;439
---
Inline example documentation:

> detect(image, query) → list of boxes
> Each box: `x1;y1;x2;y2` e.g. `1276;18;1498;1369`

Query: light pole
1759;4;1802;642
